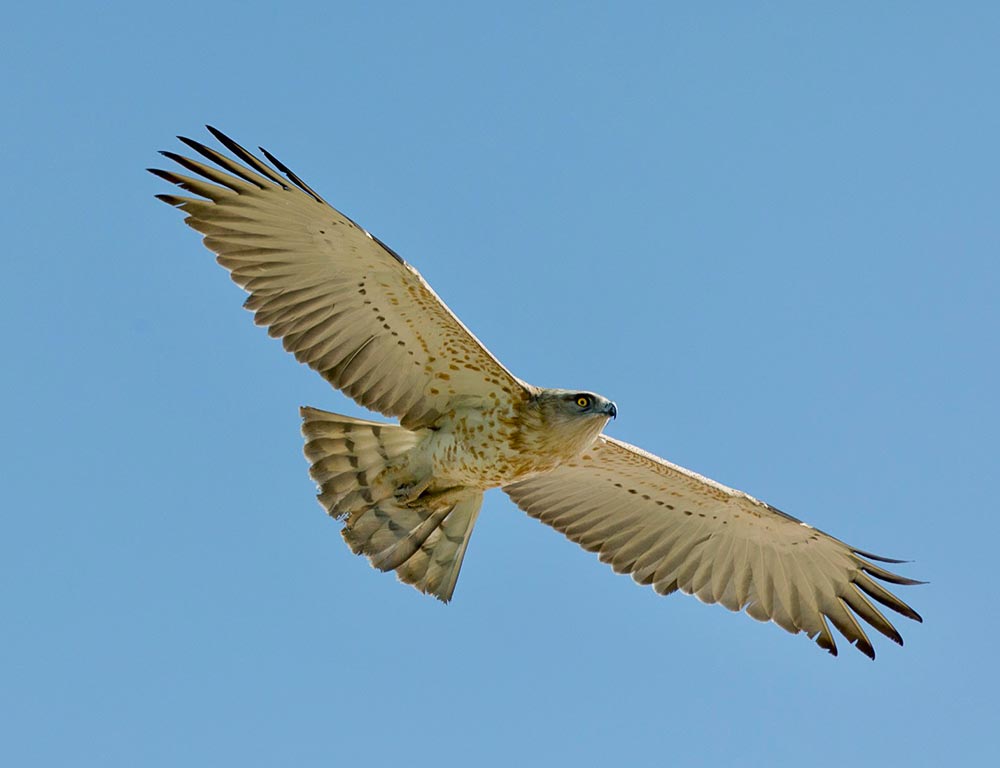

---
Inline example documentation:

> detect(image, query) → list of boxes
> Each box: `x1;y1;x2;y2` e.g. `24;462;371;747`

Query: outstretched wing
150;127;530;428
504;435;922;658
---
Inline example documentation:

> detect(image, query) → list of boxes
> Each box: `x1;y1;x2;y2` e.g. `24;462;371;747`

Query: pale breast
425;399;608;490
425;403;536;488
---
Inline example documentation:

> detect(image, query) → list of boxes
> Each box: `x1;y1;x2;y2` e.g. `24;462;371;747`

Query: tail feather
370;504;454;571
302;408;418;511
396;494;482;599
301;406;482;602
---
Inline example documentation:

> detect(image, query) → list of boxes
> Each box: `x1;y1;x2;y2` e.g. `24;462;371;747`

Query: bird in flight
151;127;922;659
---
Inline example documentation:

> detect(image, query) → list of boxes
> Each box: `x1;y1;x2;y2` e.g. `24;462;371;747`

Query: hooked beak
604;401;618;420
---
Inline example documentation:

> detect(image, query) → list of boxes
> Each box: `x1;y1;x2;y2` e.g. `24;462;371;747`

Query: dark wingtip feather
147;166;179;183
177;134;214;156
258;145;326;204
852;547;911;564
205;124;234;147
177;133;277;189
154;193;185;206
156;149;253;193
860;561;927;587
816;634;838;656
201;126;291;189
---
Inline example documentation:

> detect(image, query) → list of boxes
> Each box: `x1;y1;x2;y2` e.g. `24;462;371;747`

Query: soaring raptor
151;128;922;659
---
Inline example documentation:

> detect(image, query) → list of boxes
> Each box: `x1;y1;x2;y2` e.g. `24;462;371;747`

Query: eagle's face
547;390;618;422
531;389;617;451
520;389;618;460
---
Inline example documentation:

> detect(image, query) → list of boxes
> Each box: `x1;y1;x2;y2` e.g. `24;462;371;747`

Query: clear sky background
3;2;997;766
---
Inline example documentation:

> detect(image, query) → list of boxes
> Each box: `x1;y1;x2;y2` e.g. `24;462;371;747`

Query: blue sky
3;2;998;765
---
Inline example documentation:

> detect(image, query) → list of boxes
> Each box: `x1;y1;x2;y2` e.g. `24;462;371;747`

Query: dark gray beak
605;401;618;419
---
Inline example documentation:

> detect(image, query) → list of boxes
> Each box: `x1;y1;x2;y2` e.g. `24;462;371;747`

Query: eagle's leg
395;474;434;505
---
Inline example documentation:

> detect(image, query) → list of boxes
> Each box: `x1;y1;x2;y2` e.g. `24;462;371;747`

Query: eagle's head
521;388;617;461
536;389;617;423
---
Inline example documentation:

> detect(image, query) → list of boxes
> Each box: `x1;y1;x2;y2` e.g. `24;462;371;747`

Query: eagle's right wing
151;127;531;428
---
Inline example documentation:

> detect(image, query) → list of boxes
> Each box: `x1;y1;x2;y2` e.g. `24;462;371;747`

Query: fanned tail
301;406;482;601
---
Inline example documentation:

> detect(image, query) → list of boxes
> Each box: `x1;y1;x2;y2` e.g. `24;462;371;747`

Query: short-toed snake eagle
151;128;922;658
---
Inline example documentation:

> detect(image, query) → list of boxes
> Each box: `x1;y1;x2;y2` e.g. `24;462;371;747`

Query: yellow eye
576;396;590;408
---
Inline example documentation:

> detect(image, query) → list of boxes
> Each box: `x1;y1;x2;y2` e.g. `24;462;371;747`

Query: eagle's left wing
504;435;922;658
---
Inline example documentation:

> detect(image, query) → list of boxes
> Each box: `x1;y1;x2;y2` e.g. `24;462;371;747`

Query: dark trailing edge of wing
369;234;407;266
